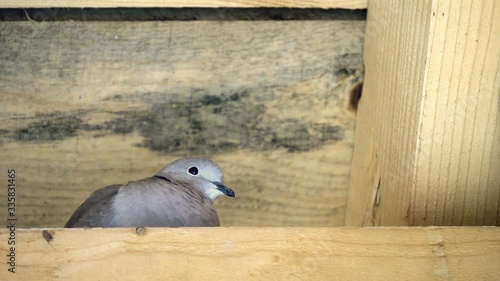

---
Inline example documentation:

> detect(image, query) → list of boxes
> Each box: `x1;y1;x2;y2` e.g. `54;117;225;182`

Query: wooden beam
0;227;498;280
346;0;500;226
0;0;367;9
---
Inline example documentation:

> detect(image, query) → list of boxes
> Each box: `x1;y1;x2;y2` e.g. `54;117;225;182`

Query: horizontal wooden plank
0;0;368;9
0;227;498;280
0;21;364;228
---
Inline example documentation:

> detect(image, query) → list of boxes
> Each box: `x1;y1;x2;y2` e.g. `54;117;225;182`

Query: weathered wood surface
0;0;368;9
0;21;364;227
346;0;500;226
0;227;499;280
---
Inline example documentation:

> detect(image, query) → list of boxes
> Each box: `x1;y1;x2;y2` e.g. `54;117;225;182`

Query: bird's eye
188;166;199;175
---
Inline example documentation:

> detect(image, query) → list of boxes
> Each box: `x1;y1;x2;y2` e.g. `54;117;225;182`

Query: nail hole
136;227;146;235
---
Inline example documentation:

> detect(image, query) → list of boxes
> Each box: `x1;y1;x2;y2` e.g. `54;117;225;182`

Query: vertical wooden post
346;0;500;226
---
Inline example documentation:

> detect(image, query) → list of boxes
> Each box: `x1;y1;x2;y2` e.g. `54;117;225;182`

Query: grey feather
64;184;122;227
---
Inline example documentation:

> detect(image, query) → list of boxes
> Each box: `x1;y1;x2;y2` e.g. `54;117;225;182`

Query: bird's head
156;158;235;202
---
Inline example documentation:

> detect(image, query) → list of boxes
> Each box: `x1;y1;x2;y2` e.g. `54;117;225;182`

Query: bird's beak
213;181;235;198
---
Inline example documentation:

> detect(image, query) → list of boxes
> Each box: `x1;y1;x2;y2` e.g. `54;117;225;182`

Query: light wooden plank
0;0;367;9
0;21;364;228
0;227;498;280
346;0;500;226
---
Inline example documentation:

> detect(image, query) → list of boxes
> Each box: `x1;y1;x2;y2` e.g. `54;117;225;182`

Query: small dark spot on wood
335;67;357;80
190;119;203;132
103;94;122;101
136;227;146;235
200;95;223;106
349;82;363;112
228;93;242;101
442;12;445;16
42;230;53;243
335;68;350;77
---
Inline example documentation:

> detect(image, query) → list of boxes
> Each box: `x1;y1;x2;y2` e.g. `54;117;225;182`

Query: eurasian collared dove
64;158;235;228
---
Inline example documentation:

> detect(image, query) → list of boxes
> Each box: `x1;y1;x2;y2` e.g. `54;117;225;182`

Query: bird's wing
64;184;122;228
114;177;221;227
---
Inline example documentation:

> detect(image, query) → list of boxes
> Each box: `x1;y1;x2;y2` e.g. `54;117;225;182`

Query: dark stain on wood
335;67;360;80
42;230;54;243
11;112;86;142
3;87;344;153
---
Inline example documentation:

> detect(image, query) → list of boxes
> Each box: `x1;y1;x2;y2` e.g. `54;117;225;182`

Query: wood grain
0;227;498;280
346;0;500;226
0;21;364;227
0;0;368;9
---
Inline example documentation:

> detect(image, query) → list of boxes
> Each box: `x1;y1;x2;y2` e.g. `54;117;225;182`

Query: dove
64;158;235;228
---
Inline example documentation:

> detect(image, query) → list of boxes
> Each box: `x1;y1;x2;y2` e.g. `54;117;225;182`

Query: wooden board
346;0;500;226
0;20;365;227
0;227;499;280
0;0;368;9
